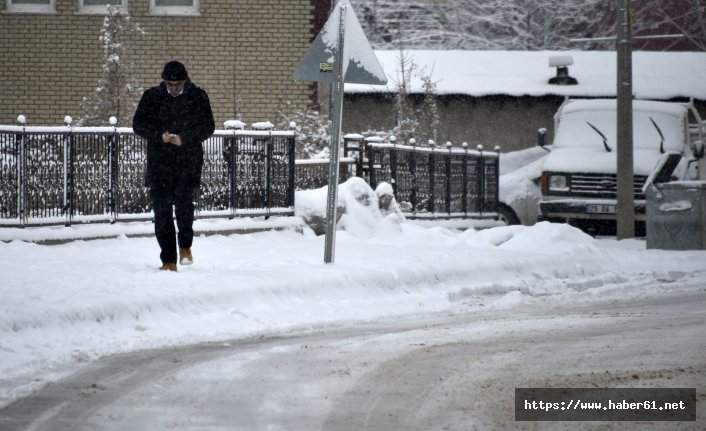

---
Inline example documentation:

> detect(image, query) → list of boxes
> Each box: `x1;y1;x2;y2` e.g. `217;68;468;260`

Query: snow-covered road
2;285;704;430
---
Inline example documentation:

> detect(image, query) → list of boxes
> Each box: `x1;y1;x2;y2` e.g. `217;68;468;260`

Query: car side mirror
692;140;704;159
537;128;549;151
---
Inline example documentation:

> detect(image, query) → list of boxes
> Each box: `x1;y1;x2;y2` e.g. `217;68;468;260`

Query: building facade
0;0;331;127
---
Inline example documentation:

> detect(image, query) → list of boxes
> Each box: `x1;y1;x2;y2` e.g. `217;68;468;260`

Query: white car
539;99;702;233
497;146;547;226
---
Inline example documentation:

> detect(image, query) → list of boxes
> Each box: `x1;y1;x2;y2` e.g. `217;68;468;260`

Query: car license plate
586;204;616;214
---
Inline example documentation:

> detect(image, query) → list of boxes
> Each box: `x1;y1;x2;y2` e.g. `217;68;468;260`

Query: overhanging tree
351;0;705;51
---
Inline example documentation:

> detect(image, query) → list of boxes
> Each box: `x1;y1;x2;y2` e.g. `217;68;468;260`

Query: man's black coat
133;80;215;190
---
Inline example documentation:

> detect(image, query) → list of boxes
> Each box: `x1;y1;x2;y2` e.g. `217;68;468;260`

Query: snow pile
337;177;383;237
295;177;404;238
472;221;597;253
294;185;337;235
375;181;405;219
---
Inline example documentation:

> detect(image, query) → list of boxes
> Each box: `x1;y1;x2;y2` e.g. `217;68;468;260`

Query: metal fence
294;158;355;190
0;124;499;227
360;138;499;219
0;125;296;227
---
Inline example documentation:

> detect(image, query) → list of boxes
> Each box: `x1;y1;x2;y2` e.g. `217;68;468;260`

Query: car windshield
554;102;686;152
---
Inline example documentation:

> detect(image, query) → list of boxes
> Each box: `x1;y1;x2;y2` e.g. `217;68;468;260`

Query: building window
5;0;56;14
150;0;199;16
79;0;127;15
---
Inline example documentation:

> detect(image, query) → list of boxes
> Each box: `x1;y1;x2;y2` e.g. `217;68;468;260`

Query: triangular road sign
293;0;386;263
293;0;387;85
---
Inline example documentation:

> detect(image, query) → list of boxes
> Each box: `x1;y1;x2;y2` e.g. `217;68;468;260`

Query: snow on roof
345;50;706;100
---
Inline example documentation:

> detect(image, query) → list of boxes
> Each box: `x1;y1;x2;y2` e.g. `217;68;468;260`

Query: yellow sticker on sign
319;63;333;72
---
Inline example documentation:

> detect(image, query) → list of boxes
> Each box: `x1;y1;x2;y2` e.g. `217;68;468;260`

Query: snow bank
476;221;596;253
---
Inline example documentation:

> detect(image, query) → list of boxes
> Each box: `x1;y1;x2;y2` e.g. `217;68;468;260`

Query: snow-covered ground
0;173;704;430
2;201;706;412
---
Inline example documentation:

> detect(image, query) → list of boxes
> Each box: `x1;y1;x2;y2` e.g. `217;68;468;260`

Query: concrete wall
0;0;321;127
343;94;565;153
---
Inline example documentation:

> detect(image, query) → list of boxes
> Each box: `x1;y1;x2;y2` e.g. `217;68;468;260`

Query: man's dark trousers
151;176;195;265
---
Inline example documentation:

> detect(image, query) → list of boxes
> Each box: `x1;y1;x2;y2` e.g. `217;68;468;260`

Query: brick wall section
0;0;315;127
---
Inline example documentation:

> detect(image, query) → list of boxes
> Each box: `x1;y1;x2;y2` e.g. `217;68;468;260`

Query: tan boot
160;262;178;272
179;248;193;265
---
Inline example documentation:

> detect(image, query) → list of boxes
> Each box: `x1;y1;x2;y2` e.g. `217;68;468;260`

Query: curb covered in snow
0;216;307;245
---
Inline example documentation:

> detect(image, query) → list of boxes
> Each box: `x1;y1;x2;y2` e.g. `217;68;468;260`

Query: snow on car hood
542;99;688;176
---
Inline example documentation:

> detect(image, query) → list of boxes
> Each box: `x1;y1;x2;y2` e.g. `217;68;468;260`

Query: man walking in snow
133;61;215;272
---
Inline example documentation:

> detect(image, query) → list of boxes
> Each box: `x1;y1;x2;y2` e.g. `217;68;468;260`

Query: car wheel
497;204;520;225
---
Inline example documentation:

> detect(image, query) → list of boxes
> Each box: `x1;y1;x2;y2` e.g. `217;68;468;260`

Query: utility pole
616;0;635;239
571;5;682;239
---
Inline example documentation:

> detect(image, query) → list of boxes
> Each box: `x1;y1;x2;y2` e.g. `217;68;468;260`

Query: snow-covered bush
295;179;403;238
375;182;405;219
278;105;331;160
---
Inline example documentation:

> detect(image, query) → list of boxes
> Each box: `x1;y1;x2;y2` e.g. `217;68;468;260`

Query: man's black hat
162;61;188;81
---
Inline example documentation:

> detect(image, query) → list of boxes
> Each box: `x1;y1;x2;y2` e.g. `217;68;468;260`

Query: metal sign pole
323;5;346;264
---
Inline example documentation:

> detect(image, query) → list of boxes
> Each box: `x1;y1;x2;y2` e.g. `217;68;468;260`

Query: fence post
389;136;398;195
343;133;363;178
15;115;27;227
461;142;468;218
63;116;74;227
476;145;484;214
265;131;273;219
287;125;296;210
252;122;273;216
228;133;237;218
409;138;417;214
428;141;436;214
445;141;452;215
366;141;376;189
360;136;370;183
492;146;501;216
357;136;365;180
108;117;119;224
224;121;244;219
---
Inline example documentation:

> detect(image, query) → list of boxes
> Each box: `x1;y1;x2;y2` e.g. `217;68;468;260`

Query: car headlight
548;174;569;192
